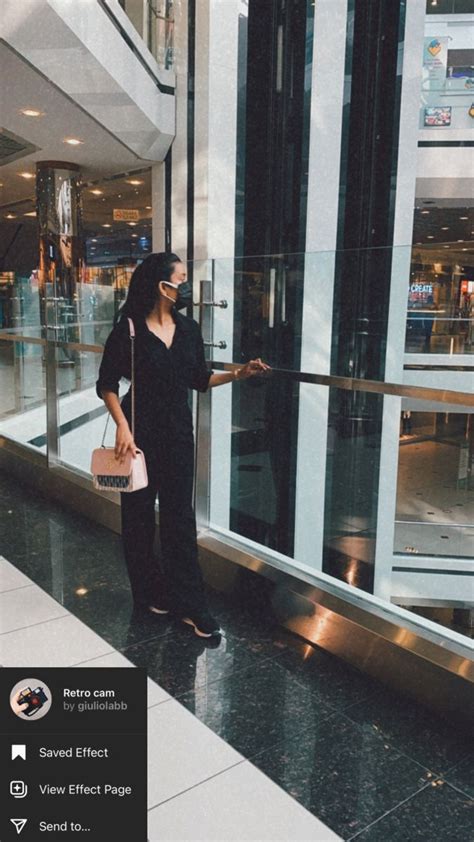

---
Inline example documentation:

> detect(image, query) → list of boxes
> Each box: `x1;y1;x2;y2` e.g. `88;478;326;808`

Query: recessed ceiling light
20;108;43;117
457;239;463;242
421;210;430;215
18;172;35;180
131;234;138;238
459;216;468;220
23;211;37;217
91;238;98;242
145;205;152;210
102;224;111;228
128;222;137;227
126;179;143;186
462;248;468;251
64;137;83;146
5;213;17;219
443;245;450;249
441;227;449;230
90;189;103;196
427;235;434;239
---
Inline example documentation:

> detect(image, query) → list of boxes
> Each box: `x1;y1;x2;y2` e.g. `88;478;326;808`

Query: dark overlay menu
1;668;147;841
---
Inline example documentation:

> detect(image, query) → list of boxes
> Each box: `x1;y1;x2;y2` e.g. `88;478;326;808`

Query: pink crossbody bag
91;317;148;492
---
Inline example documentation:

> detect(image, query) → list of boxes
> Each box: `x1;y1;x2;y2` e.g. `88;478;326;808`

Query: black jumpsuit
95;310;212;614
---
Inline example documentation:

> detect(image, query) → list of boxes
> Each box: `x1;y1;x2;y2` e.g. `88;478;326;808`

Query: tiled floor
0;472;473;841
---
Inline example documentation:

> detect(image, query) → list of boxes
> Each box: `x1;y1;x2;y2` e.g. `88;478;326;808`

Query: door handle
203;340;227;350
194;299;228;309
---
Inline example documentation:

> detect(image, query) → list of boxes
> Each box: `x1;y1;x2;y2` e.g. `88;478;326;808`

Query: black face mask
161;280;193;310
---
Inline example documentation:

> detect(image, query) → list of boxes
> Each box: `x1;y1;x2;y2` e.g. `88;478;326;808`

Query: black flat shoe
181;610;222;638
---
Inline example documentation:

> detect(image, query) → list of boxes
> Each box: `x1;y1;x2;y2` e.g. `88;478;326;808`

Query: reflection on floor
0;472;472;840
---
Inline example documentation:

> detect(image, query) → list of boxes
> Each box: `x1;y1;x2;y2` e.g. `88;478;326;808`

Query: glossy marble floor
0;472;473;841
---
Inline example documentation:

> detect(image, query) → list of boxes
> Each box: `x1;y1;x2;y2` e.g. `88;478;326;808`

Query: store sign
422;37;449;92
113;209;139;222
424;106;451;127
410;283;433;295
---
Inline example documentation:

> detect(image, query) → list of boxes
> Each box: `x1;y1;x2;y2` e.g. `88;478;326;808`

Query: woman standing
96;252;269;637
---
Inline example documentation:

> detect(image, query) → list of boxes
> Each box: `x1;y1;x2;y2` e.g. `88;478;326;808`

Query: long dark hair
117;252;182;322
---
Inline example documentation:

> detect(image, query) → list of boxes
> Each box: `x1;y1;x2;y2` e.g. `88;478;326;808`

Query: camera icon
10;678;53;721
17;686;48;717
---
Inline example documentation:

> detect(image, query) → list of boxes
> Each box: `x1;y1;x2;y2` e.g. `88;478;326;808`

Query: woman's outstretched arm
208;358;271;388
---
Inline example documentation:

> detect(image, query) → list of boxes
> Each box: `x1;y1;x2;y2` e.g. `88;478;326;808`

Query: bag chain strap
100;317;135;447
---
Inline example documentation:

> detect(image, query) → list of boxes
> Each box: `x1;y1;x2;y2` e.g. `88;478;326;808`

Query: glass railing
115;0;174;71
405;316;474;354
2;247;473;356
0;248;472;642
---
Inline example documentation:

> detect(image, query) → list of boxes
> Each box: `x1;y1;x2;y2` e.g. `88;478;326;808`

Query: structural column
36;160;83;334
36;160;83;464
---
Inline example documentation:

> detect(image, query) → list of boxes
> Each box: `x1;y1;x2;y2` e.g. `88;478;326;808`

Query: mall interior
0;0;473;839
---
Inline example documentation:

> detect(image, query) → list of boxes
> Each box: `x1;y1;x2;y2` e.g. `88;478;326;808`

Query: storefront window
406;239;474;354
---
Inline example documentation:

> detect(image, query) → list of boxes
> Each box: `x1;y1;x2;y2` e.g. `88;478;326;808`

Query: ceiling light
75;587;88;596
128;222;137;227
462;248;468;251
427;235;434;239
131;234;138;238
421;210;430;214
90;189;103;196
64;137;83;146
126;179;143;186
91;238;98;242
23;211;37;217
20;108;43;117
18;171;35;180
102;224;111;228
145;205;152;210
5;213;17;219
459;216;468;220
457;239;463;242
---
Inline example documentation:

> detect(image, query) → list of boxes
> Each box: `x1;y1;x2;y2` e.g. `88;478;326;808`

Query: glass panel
323;386;384;592
407;244;474;354
395;407;474;558
55;346;121;475
0;337;46;450
118;0;174;70
205;249;473;640
206;253;304;555
0;273;43;339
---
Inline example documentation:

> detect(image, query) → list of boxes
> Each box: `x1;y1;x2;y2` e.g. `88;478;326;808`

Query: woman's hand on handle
236;358;271;380
115;421;138;461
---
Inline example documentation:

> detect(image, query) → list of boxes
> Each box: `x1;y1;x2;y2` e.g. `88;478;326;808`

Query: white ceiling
0;42;152;209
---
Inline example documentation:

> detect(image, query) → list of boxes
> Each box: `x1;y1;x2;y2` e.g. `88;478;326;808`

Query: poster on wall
424;106;451;127
422;37;449;92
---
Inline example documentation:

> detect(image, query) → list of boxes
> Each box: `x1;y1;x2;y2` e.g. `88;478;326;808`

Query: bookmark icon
10;818;28;835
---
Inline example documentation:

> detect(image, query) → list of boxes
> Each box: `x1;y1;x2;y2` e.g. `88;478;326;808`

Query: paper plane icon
10;818;28;835
11;745;26;760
